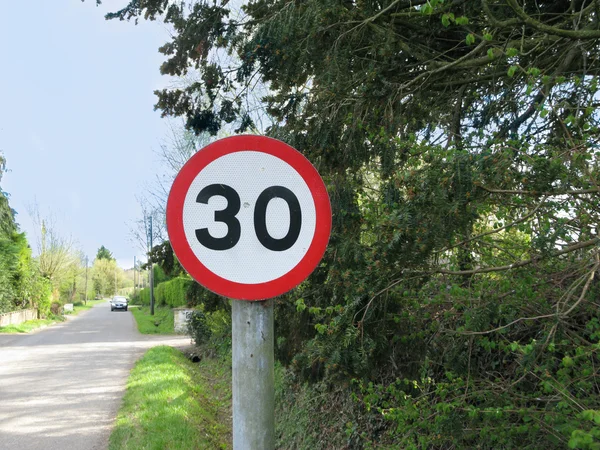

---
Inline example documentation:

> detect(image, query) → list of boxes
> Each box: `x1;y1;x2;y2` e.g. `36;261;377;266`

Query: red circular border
166;135;331;300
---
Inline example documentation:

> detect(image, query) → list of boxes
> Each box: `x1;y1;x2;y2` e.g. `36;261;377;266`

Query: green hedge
155;277;192;307
133;278;225;310
135;288;150;306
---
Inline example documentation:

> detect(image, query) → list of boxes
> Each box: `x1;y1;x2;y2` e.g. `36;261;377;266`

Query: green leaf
487;48;495;60
295;298;306;312
466;33;475;46
506;47;519;57
455;16;469;25
507;65;518;77
562;356;574;367
483;33;493;41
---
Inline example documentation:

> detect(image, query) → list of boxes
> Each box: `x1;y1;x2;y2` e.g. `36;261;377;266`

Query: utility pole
84;256;89;305
149;216;155;316
133;256;137;300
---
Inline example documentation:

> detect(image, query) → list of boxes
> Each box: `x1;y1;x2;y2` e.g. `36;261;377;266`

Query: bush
155;277;192;307
188;310;211;345
186;281;223;311
188;308;231;353
50;301;62;315
134;288;150;306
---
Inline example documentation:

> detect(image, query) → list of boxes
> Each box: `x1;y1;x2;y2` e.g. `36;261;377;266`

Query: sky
0;0;174;269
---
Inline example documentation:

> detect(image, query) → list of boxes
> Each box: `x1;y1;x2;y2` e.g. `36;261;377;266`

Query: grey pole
232;299;275;450
149;216;155;316
84;256;88;305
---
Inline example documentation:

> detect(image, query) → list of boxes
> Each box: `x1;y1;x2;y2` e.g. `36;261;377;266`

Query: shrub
186;281;223;311
188;308;231;353
50;301;62;315
188;310;211;345
155;276;192;307
134;288;150;306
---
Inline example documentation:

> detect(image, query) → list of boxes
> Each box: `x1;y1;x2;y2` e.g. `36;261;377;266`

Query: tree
29;205;77;285
129;123;212;253
146;240;184;279
0;153;16;237
99;1;600;447
0;156;40;313
95;245;114;261
92;257;123;297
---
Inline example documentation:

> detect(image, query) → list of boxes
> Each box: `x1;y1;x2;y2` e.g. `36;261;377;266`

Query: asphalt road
0;302;190;450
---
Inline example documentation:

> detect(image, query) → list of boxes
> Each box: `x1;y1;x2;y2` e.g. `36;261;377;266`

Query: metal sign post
232;300;274;449
167;136;331;449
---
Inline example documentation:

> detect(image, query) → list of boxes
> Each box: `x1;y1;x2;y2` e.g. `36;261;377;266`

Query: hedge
133;277;225;310
155;277;192;307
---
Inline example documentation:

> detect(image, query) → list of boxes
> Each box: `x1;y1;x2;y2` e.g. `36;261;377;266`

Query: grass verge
109;346;231;450
0;318;57;333
67;299;106;315
131;306;175;334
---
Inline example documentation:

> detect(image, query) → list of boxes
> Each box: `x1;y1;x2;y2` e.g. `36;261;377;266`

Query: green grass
0;318;57;333
66;299;106;315
131;306;175;334
109;346;231;450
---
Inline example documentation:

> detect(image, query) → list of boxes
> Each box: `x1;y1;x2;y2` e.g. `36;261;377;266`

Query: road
0;302;190;450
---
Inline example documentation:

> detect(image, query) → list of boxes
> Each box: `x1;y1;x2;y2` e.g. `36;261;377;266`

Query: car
110;296;128;312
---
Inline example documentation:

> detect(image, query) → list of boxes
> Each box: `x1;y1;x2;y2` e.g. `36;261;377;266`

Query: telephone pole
149;216;155;316
84;256;89;305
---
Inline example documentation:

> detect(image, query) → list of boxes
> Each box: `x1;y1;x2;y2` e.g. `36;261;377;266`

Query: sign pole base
232;299;275;449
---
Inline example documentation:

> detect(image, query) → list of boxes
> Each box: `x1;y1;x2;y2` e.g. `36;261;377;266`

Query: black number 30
195;184;302;252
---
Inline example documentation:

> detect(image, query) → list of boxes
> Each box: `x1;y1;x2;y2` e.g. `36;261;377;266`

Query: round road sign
166;135;331;300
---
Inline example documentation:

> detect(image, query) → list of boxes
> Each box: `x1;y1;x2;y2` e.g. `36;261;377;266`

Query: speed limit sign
166;135;331;300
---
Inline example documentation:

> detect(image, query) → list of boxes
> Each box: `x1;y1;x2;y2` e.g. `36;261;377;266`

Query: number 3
196;184;302;252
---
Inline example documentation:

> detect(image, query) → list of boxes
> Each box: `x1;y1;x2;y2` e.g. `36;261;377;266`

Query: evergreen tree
95;245;114;261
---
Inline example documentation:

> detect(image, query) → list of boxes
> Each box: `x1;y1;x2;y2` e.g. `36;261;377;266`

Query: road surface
0;302;190;450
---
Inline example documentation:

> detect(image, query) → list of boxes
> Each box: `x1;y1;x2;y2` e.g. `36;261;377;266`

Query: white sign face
182;151;317;284
167;135;331;301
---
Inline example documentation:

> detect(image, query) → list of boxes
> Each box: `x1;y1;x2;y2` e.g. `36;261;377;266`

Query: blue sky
0;1;173;268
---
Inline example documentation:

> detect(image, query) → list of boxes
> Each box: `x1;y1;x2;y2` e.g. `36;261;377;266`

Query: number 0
195;184;302;251
254;186;302;251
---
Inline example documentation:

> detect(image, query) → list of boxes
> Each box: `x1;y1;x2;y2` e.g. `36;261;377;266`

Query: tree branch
475;184;600;196
507;0;600;40
433;237;600;276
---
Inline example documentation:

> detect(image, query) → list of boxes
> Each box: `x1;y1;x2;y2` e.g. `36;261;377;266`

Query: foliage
91;257;124;297
0;157;44;314
0;153;16;238
187;310;211;345
129;125;212;254
108;346;230;450
187;308;231;354
153;263;167;285
569;410;600;449
0;318;57;334
155;276;191;307
146;240;184;278
130;306;175;334
95;245;114;261
133;287;150;306
29;206;77;285
29;271;53;318
105;0;600;447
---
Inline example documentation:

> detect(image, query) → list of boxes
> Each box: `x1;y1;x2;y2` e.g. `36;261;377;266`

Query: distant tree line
0;156;133;315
